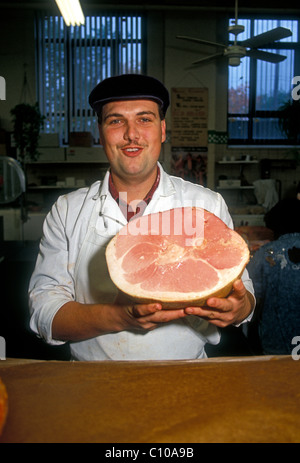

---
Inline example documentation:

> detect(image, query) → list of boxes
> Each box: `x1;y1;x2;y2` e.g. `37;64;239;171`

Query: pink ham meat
105;207;250;308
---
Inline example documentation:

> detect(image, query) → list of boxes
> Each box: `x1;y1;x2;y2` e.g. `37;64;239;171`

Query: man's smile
121;145;144;157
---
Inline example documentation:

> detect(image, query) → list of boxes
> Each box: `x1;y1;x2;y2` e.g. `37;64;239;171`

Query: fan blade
188;52;224;67
176;35;226;49
241;27;292;48
246;49;287;63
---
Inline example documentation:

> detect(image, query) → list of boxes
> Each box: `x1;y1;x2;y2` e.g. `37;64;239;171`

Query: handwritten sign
171;87;208;148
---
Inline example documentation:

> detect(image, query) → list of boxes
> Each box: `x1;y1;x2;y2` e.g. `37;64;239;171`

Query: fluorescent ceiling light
55;0;85;26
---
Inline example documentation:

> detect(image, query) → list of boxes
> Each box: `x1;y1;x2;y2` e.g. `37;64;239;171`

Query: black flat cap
89;74;170;117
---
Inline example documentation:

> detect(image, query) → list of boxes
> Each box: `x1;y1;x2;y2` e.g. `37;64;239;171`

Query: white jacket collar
95;162;176;200
156;162;176;198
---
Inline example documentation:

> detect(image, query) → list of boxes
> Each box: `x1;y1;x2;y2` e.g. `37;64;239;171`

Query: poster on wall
171;87;208;186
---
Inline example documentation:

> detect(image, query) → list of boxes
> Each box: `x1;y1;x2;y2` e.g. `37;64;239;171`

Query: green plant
278;99;300;144
11;102;45;162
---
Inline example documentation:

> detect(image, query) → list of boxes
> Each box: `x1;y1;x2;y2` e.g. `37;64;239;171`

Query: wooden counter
0;356;299;443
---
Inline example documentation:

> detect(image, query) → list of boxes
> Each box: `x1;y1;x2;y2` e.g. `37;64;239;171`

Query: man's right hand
52;299;187;342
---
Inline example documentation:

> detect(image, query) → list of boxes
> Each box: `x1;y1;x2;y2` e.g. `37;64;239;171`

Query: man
29;74;255;361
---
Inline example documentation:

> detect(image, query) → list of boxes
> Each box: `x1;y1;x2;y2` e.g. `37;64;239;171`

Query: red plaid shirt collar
108;167;160;221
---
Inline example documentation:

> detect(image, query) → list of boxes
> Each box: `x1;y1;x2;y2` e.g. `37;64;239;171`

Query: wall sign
171;87;208;186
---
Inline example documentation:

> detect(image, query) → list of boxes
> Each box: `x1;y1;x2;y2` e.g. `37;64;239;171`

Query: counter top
0;356;299;443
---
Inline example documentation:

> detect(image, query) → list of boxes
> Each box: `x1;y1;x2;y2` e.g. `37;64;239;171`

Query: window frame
227;14;300;146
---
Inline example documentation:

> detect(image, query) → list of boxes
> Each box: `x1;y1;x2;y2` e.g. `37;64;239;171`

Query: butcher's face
98;99;166;182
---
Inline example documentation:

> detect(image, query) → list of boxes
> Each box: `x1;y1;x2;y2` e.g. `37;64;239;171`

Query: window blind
36;13;145;144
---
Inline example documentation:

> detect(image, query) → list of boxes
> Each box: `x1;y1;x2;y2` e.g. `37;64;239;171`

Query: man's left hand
184;279;254;328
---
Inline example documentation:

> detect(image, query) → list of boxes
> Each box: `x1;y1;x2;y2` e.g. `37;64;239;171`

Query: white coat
29;163;254;360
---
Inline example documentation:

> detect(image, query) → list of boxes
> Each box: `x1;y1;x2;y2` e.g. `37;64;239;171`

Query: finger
185;306;222;318
123;304;162;332
205;279;246;310
232;279;247;298
205;296;231;311
128;306;187;332
129;303;162;319
132;306;187;328
187;306;237;328
154;308;186;323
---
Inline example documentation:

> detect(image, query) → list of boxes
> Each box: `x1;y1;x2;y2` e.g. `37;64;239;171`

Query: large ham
106;207;250;308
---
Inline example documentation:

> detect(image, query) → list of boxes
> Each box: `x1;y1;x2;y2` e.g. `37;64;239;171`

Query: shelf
217;160;259;164
217;186;255;190
28;186;78;190
216;159;259;221
232;214;265;227
232;214;264;218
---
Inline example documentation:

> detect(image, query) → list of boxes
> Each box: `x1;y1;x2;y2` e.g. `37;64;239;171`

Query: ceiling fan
176;0;292;67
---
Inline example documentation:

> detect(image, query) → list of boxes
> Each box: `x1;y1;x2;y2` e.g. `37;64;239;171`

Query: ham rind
106;207;250;308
